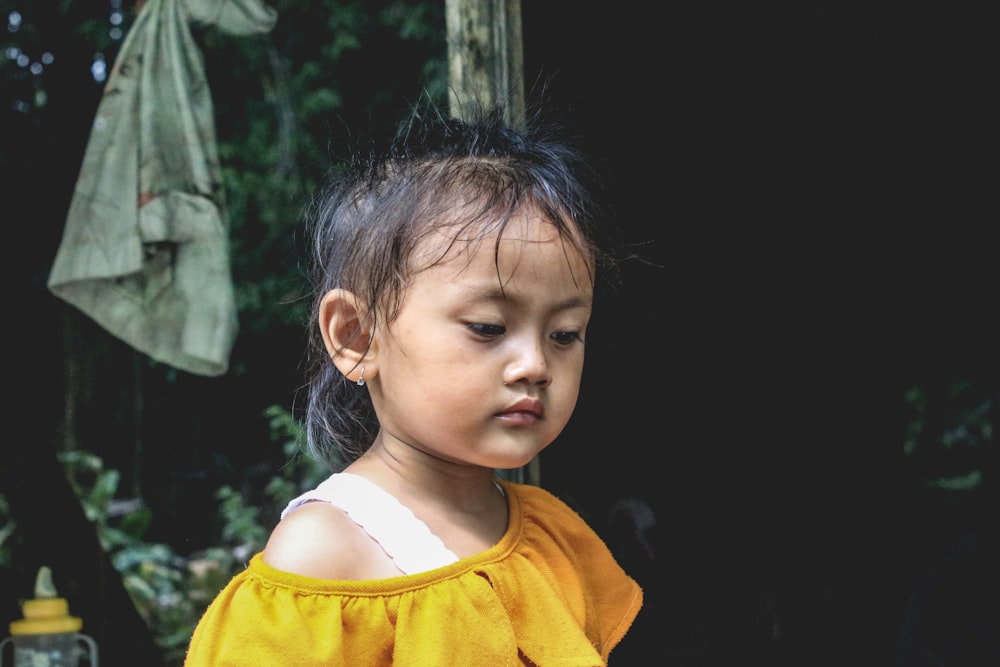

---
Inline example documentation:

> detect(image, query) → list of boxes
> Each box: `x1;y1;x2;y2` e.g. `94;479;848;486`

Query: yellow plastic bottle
1;566;98;667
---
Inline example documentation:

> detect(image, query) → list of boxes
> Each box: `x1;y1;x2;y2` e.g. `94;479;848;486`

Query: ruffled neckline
253;478;525;594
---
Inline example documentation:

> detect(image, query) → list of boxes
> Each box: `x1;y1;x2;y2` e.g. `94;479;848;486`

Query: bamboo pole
445;0;525;126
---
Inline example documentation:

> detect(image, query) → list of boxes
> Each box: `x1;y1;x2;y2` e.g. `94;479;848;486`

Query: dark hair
302;103;613;469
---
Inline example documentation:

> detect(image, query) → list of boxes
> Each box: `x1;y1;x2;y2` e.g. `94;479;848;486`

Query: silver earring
356;366;365;387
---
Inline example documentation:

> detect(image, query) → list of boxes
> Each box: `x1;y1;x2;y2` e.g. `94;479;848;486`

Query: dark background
521;1;997;664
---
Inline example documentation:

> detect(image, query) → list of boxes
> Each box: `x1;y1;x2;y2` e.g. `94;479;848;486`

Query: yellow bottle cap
8;567;83;635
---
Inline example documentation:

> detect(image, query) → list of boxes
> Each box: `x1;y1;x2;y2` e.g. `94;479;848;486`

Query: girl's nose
502;339;552;387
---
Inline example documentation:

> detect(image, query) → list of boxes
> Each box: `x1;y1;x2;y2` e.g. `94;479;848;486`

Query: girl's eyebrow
548;295;593;312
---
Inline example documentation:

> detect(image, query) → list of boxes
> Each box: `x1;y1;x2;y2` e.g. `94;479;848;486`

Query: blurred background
2;1;996;665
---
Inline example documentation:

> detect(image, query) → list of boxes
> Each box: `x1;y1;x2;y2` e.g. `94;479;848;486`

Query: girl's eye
468;323;506;338
551;331;584;346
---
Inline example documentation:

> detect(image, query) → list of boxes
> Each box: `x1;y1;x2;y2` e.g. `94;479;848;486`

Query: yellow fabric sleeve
184;481;642;666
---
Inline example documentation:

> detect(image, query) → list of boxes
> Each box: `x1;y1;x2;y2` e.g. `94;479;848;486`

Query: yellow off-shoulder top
183;480;643;666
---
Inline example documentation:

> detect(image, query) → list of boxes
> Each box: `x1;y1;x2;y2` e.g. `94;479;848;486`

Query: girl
183;105;642;665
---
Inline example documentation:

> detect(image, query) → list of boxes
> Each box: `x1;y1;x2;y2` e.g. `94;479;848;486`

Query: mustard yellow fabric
184;481;643;666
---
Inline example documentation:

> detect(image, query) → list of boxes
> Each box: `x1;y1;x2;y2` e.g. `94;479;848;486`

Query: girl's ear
318;288;376;384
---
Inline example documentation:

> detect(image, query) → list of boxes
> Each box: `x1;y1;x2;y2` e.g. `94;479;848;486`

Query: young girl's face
368;207;594;471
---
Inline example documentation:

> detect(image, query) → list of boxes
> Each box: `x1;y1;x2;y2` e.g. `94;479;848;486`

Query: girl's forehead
410;213;594;291
416;225;539;267
417;206;580;259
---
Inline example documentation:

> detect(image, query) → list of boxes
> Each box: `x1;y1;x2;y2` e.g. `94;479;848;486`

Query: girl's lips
498;398;544;419
496;410;543;426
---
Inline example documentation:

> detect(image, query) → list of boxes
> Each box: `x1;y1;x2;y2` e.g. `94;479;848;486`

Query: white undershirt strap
281;473;460;575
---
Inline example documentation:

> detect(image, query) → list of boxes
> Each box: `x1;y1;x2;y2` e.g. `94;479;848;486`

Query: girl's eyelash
551;331;585;345
468;323;505;337
466;324;585;345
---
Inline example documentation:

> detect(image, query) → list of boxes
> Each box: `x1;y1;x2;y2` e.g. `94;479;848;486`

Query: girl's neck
346;438;500;509
344;439;510;558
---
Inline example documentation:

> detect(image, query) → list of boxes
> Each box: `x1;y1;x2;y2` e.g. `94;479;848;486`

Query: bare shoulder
261;500;402;580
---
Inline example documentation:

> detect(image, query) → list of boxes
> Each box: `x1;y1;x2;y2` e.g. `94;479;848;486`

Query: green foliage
60;450;154;552
56;449;202;664
263;403;332;498
0;404;331;666
0;495;17;569
902;380;997;494
196;0;449;361
44;405;325;667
